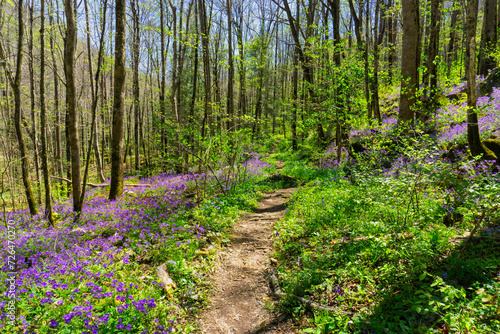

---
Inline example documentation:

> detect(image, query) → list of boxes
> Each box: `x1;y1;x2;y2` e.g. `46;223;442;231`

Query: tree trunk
109;0;127;200
132;0;141;171
447;1;459;77
371;0;383;124
28;0;42;205
159;0;167;153
292;41;298;151
347;0;363;47
364;0;371;119
235;4;246;130
398;0;420;125
49;0;63;184
466;0;489;157
226;0;234;134
198;0;212;138
80;0;108;209
477;0;497;75
387;0;396;82
0;1;38;215
40;0;54;225
189;6;199;155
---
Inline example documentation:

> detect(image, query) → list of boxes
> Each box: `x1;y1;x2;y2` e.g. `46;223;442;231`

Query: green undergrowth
273;161;500;334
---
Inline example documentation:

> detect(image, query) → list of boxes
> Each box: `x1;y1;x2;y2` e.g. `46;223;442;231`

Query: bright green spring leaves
273;163;500;333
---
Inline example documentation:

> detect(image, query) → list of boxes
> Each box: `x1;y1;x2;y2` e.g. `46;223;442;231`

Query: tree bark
466;0;489;157
447;0;459;77
159;0;167;153
40;0;54;225
64;0;82;211
477;0;497;75
198;0;212;138
364;0;371;119
49;0;63;184
226;0;234;134
398;0;420;125
235;2;246;130
28;0;42;204
109;0;127;200
371;0;383;124
132;0;141;171
0;1;38;215
422;0;441;119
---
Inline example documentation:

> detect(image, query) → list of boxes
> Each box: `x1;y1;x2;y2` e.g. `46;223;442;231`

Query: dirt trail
198;186;297;334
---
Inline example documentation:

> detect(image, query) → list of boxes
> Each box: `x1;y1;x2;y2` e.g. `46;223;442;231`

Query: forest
0;0;499;332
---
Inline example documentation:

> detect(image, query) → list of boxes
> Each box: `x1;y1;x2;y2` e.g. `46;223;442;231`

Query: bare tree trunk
477;0;497;75
226;0;234;134
64;0;82;211
49;0;63;185
292;41;298;151
132;0;141;171
0;1;38;215
398;0;420;125
387;0;396;82
109;0;127;200
159;0;167;153
40;0;54;225
80;0;108;209
447;2;459;77
422;0;441;120
371;0;383;124
28;0;42;204
466;0;490;157
364;0;371;119
347;0;363;47
198;0;212;139
235;3;246;130
189;6;199;156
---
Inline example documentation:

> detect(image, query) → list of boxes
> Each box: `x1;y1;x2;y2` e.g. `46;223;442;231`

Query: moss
482;138;500;159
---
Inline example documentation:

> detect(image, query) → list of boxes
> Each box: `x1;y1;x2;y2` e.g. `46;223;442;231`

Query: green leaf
301;328;315;333
419;272;426;281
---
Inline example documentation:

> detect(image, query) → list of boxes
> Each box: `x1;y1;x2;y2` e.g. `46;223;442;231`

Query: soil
198;186;298;334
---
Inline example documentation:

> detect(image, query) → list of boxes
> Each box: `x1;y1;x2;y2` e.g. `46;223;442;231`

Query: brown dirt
198;187;298;334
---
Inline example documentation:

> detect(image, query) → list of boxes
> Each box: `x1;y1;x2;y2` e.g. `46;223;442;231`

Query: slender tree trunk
49;0;63;184
40;0;54;225
447;2;459;77
466;0;489;157
198;0;212;138
226;0;234;134
64;0;82;211
0;1;38;215
236;7;246;130
477;0;497;75
348;0;363;47
189;6;199;154
387;0;396;82
28;0;42;204
398;0;420;125
292;42;298;151
109;0;126;200
371;0;382;124
364;0;371;119
80;0;108;209
132;0;141;171
159;0;167;153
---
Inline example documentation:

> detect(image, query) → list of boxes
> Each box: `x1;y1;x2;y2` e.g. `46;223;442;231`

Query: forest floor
198;167;298;333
